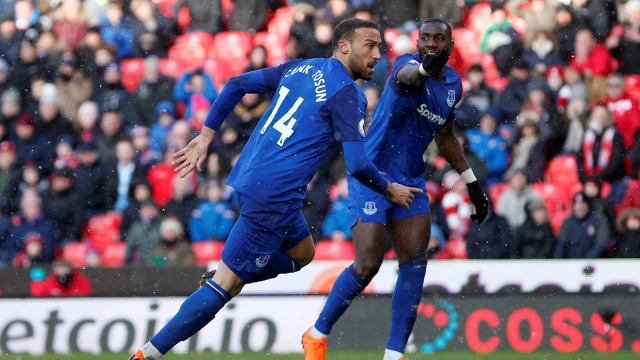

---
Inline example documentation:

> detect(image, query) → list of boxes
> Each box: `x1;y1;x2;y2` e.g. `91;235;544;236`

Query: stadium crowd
0;0;639;271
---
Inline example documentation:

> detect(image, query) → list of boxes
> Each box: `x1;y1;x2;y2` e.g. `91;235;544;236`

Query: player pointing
303;19;490;360
128;18;421;360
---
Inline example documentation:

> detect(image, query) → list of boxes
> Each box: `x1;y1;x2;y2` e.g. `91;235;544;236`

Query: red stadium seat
208;31;253;77
158;57;186;79
531;182;572;219
156;0;178;18
314;240;355;261
253;32;288;66
102;241;127;267
452;27;481;73
267;14;292;38
191;240;225;266
176;32;215;50
550;209;571;236
169;42;208;70
624;74;640;101
487;182;511;211
62;241;88;268
545;154;580;189
468;2;492;35
203;58;230;89
84;212;121;253
119;58;145;93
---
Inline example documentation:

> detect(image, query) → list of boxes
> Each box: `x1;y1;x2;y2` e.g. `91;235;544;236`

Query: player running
128;18;421;360
302;19;490;360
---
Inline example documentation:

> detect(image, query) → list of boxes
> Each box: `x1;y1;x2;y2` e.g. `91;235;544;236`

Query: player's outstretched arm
172;126;216;178
342;141;422;211
435;118;490;223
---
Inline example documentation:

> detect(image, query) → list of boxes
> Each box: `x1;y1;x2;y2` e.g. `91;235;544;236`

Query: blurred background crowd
1;0;640;275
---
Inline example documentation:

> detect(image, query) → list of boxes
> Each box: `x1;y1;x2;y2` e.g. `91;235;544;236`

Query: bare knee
352;258;383;281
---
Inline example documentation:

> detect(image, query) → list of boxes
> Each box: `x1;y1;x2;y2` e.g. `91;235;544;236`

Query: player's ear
338;39;351;55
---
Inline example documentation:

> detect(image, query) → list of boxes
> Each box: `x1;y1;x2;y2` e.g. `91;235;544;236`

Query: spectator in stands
12;232;48;267
601;73;640;151
606;0;640;75
220;93;270;158
506;0;557;46
569;0;618;42
130;126;158;167
522;80;567;160
52;135;79;171
3;162;48;215
523;30;564;79
128;56;174;128
480;3;524;77
93;62;131;116
456;64;499;131
54;53;94;125
466;202;512;259
230;0;269;34
150;217;194;266
35;84;74;145
554;4;587;63
466;113;509;187
41;166;85;245
120;178;153;241
105;136;147;212
163;174;199;241
98;0;134;59
493;59;530;128
583;179;616;228
631;133;640;177
419;0;462;28
13;0;40;32
22;67;48;115
149;101;176;157
190;179;235;242
321;177;351;241
31;259;93;297
436;132;488;186
1;88;22;131
75;141;110;219
571;27;614;102
10;38;50;103
554;191;611;258
289;3;316;58
0;59;11;99
125;198;163;265
497;168;544;229
441;170;473;240
577;104;626;185
173;0;222;35
95;108;126;167
305;19;334;59
74;100;100;150
0;141;20;213
512;199;555;258
166;119;195;150
11;112;55;173
50;0;89;52
503;115;547;183
244;45;268;72
3;189;58;264
173;69;217;127
128;0;174;58
76;26;104;85
0;16;22;65
614;207;640;258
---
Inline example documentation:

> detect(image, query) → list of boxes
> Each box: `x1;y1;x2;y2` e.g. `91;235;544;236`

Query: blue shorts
348;175;430;227
221;193;310;283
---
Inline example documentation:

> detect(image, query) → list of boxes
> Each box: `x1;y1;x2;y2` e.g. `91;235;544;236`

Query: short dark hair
421;18;453;39
332;18;380;50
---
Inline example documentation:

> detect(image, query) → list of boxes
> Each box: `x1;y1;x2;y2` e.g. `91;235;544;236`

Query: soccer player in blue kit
127;18;422;360
302;19;490;360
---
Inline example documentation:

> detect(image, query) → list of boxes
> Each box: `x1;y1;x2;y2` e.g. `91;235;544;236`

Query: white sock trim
141;342;163;360
310;326;328;339
461;168;477;184
383;348;404;360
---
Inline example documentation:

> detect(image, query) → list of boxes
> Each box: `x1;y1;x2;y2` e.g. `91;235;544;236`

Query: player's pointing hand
384;182;423;211
172;128;216;178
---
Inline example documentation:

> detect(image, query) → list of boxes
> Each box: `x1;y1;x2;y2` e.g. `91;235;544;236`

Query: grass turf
3;352;638;360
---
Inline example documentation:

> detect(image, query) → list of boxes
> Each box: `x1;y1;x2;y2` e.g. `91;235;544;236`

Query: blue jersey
224;58;367;213
365;53;463;187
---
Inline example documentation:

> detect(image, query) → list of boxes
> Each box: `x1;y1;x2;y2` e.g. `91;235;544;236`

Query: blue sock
314;265;368;335
150;281;231;354
386;259;427;353
245;250;301;284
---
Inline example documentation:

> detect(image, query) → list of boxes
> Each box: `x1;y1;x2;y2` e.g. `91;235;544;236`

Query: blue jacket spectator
554;192;611;258
172;69;217;122
149;101;177;156
466;114;509;187
99;2;134;59
322;178;352;241
189;180;235;242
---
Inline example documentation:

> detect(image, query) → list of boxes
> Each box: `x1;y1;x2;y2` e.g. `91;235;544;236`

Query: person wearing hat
35;82;74;142
41;165;86;245
149;100;176;157
512;199;555;259
466;113;509;186
55;53;93;124
125;198;163;265
93;61;131;115
1;88;21;126
554;191;611;258
614;206;640;258
4;189;59;265
31;258;93;297
0;15;22;65
128;55;174;128
150;217;195;267
480;3;524;77
11;112;55;173
75;141;110;219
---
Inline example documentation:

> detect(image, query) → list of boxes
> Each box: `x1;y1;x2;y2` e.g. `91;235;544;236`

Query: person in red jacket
601;73;640;151
31;259;93;297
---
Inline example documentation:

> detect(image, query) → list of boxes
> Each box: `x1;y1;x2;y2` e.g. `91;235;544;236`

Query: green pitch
3;352;639;360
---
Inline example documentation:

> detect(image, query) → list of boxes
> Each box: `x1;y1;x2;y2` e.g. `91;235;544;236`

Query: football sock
383;349;405;360
149;280;231;354
245;250;301;284
386;259;427;353
140;342;162;360
310;326;328;338
314;264;368;335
